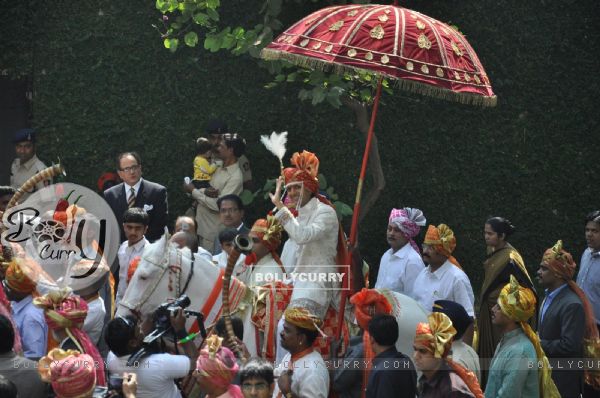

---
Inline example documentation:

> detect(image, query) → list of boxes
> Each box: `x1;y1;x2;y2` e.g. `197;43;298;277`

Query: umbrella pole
334;77;383;346
349;76;383;246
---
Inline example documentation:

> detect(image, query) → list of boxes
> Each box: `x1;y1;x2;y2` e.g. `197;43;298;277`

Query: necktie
127;187;136;208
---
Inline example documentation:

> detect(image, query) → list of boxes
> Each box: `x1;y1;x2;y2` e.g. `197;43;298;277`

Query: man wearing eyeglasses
104;151;168;243
213;194;249;254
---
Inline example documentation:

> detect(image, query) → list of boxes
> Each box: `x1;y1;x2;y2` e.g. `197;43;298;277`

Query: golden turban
251;215;283;252
498;275;560;398
283;150;320;194
284;306;323;332
414;312;456;358
4;258;37;294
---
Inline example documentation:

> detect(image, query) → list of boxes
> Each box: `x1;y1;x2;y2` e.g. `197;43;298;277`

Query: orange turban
424;224;461;268
542;240;576;280
283;150;320;194
350;288;392;331
284;306;323;332
39;348;96;398
4;258;37;294
251;216;283;252
414;312;484;398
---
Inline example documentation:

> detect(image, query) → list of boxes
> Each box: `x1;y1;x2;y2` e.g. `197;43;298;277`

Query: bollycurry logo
1;183;119;293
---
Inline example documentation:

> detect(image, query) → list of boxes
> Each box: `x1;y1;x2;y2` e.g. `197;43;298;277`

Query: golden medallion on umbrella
474;75;481;84
300;39;309;47
436;67;444;77
348;49;357;57
378;14;389;23
416;20;426;30
347;10;358;17
330;20;344;31
370;25;385;40
421;64;430;74
452;41;463;57
381;55;390;64
365;52;374;61
418;34;432;50
406;61;414;71
313;42;322;50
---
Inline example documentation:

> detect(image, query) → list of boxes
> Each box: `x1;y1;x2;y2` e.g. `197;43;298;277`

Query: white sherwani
273;350;329;398
275;197;339;319
241;253;285;288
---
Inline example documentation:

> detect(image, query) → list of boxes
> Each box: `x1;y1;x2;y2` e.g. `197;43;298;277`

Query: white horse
117;233;429;360
116;233;257;355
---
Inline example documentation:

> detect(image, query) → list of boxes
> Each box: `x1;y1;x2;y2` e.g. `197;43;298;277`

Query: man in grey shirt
0;314;47;398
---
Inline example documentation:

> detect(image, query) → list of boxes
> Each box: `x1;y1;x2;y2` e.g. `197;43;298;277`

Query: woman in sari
477;217;535;387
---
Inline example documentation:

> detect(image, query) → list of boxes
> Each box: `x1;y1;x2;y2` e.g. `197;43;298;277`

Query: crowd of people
1;122;599;398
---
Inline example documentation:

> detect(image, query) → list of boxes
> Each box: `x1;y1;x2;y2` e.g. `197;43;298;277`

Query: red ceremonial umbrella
261;2;496;342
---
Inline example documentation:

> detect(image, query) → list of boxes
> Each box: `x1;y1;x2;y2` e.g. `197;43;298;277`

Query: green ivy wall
1;0;599;297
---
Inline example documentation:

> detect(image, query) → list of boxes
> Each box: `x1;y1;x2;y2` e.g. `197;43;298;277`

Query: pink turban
195;335;240;390
39;348;96;398
389;207;426;252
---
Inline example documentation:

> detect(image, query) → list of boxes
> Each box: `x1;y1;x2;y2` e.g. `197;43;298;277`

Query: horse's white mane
135;232;194;279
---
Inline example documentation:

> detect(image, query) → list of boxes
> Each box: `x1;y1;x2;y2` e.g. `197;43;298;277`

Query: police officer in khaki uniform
10;128;51;199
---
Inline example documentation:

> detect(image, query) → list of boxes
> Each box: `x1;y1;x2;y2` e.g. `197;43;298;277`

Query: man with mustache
374;207;426;298
412;224;475;343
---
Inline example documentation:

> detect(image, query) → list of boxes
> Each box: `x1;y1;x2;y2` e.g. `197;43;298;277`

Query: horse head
116;230;193;319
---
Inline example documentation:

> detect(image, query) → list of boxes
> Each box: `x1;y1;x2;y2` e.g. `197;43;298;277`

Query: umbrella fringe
261;48;497;107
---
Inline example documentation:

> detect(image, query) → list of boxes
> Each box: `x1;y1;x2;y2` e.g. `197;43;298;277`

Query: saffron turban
424;224;461;268
541;240;576;280
432;300;472;338
389;207;426;252
498;275;560;398
251;216;283;252
284;306;323;332
542;240;599;345
414;312;456;359
4;258;37;294
283;150;320;194
195;335;240;389
39;348;96;398
414;312;485;398
350;288;392;331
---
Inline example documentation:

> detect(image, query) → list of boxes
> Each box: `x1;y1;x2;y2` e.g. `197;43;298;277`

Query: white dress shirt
412;260;475;316
374;243;425;297
117;237;148;303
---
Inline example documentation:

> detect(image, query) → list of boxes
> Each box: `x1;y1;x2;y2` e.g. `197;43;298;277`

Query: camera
153;294;191;332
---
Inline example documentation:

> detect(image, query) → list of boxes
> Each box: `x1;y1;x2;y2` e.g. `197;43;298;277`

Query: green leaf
275;74;286;83
311;86;326;105
239;189;255;206
206;0;220;8
184;31;198;47
318;173;327;189
206;8;219;21
163;38;179;52
193;12;209;25
286;72;297;82
204;35;221;52
334;201;354;217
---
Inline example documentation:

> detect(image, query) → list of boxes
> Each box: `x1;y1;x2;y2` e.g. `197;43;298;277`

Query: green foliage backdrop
1;0;599;298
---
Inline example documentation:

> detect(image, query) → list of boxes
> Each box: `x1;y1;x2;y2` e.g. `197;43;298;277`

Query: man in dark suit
213;194;249;254
366;314;417;398
537;240;587;398
103;152;168;243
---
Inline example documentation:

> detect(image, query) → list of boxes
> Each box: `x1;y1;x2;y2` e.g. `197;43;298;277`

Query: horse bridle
119;246;195;320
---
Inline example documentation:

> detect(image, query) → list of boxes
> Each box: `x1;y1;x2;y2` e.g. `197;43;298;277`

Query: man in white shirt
413;224;475;342
116;208;149;305
184;133;245;252
105;310;197;398
375;207;426;297
273;307;329;398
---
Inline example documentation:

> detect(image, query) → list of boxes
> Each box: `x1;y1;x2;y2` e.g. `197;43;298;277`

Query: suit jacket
212;223;250;254
332;336;362;398
103;179;168;243
538;285;585;398
366;347;417;398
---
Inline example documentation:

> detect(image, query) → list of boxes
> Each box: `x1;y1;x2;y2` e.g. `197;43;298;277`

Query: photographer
105;308;198;398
